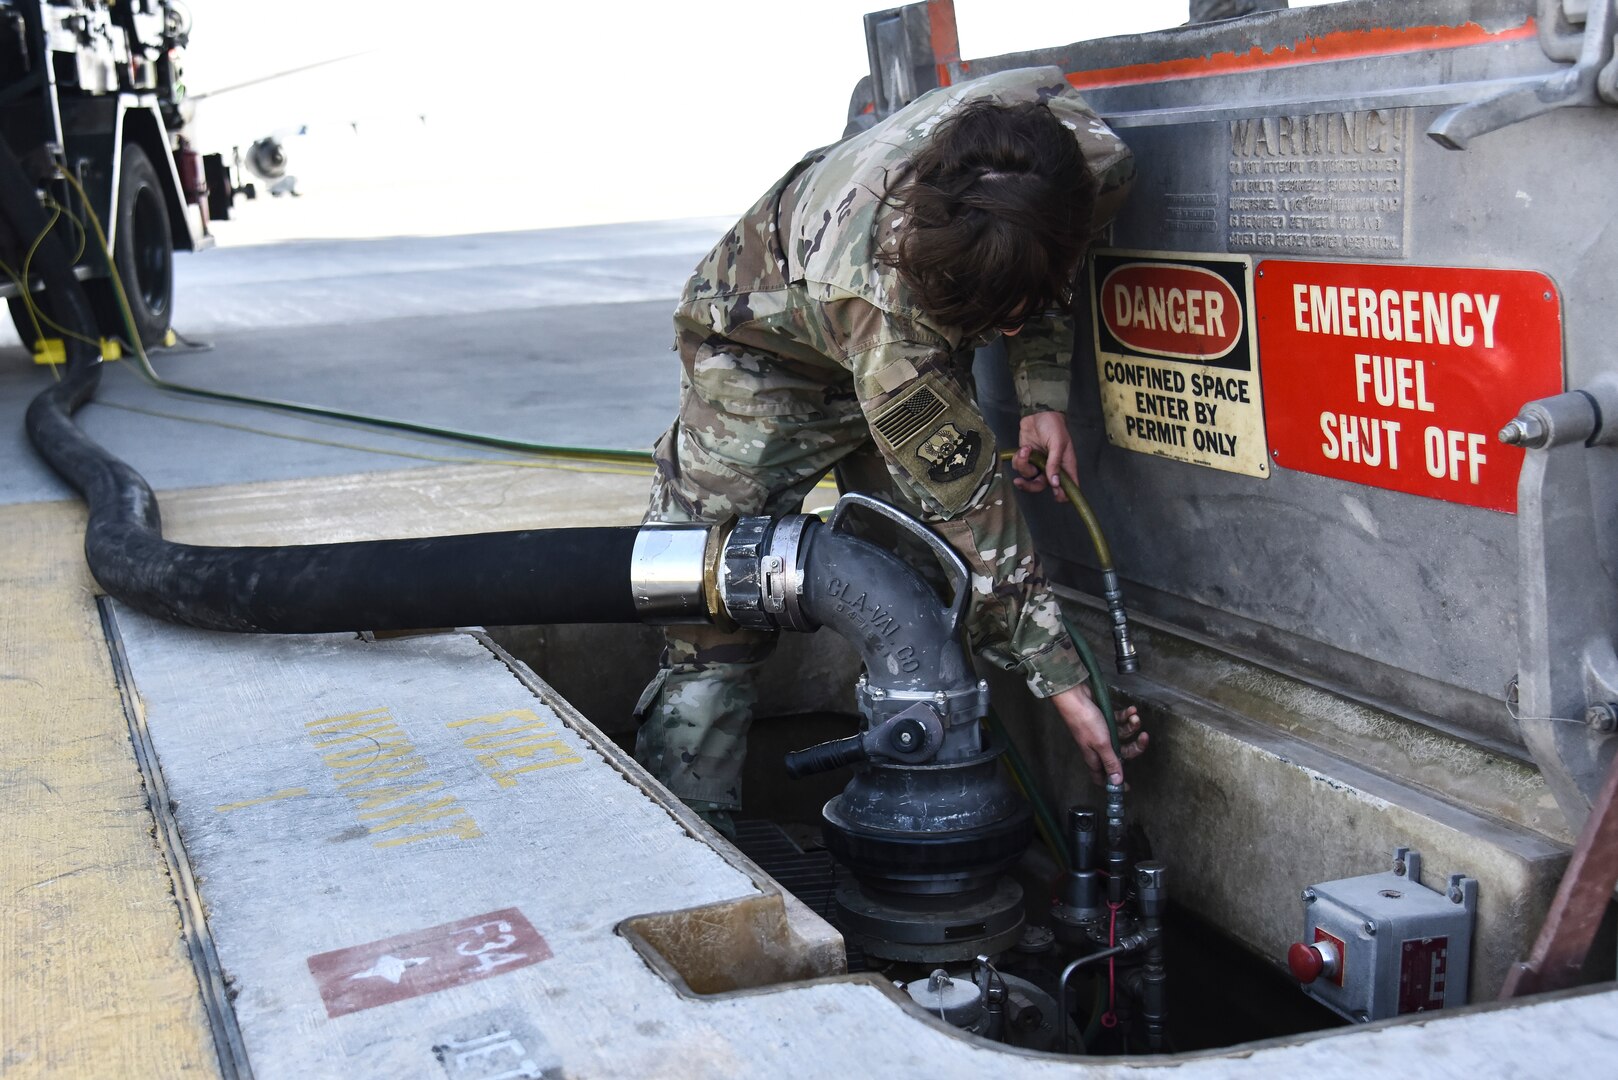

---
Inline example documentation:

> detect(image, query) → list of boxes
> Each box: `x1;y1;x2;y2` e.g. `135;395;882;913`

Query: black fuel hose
9;136;643;634
28;345;643;632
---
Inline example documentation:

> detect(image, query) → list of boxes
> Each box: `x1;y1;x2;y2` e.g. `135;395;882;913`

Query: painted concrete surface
0;495;218;1079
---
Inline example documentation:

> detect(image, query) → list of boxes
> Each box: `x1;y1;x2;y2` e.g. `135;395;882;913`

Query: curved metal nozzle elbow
630;494;980;705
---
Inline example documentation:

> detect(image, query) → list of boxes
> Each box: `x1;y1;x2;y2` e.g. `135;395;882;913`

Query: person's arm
1003;317;1079;500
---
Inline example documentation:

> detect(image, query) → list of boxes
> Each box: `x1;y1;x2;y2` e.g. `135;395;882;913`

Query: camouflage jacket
671;67;1134;696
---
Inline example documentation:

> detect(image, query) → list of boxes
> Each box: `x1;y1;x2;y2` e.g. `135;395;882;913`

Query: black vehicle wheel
90;142;174;346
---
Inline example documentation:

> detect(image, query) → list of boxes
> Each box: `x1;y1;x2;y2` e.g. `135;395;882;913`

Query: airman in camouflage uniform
635;67;1138;822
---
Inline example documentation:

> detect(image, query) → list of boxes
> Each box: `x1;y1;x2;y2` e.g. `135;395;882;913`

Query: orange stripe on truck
1067;17;1538;90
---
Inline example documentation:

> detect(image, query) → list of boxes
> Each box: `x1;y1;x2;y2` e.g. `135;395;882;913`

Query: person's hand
1050;682;1148;786
1012;411;1078;503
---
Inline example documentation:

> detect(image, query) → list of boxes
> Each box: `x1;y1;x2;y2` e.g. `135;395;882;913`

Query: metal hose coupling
629;510;821;629
1101;568;1138;674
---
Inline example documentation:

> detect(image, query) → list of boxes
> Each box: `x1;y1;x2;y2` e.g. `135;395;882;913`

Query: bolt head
1585;704;1618;733
1449;887;1464;904
1363;920;1378;936
1301;888;1317;904
897;732;915;747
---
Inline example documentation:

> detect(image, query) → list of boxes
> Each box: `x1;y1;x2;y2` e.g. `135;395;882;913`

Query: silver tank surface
964;0;1617;782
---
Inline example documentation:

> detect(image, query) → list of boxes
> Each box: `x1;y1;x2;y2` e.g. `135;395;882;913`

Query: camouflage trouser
633;336;1086;815
632;345;876;813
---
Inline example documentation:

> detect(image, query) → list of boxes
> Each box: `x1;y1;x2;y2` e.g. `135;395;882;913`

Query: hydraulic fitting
1101;568;1139;674
1105;781;1129;905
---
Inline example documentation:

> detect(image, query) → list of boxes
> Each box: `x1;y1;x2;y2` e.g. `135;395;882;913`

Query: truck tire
90;142;173;346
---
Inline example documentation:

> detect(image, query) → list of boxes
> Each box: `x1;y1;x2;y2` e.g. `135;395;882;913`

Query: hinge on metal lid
1428;0;1618;149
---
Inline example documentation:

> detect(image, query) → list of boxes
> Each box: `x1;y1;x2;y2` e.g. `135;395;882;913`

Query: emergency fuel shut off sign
1256;261;1564;512
1090;250;1270;477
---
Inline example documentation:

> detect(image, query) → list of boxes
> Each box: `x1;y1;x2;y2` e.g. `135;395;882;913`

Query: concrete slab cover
111;609;764;1078
112;607;1618;1079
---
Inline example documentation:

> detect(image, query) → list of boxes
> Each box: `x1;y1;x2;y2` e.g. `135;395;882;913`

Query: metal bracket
1428;0;1618;149
1504;378;1618;834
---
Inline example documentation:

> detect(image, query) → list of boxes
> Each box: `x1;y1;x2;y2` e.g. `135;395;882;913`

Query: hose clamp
630;524;715;624
856;674;990;726
720;514;816;632
760;513;813;632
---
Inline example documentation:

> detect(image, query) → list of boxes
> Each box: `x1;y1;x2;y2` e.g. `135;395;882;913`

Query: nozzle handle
783;734;868;778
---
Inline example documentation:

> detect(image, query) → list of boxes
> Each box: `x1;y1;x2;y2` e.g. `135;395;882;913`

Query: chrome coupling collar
630;523;716;624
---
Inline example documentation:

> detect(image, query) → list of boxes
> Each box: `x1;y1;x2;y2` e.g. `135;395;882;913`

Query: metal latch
1428;0;1618;149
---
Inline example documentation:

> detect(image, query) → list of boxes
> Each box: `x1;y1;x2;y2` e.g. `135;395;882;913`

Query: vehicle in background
0;0;220;350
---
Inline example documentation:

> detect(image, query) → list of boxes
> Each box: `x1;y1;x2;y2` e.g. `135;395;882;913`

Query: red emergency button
1288;940;1339;983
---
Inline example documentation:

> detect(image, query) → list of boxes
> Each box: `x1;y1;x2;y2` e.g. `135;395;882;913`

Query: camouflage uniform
635;67;1135;814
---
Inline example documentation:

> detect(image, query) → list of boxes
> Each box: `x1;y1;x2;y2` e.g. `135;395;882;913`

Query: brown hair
879;98;1097;337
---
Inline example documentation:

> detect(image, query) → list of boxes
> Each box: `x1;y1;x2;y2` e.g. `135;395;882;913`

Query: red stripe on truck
1066;17;1538;91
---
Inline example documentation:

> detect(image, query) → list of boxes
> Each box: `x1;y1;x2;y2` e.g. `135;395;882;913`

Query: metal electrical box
1290;848;1479;1022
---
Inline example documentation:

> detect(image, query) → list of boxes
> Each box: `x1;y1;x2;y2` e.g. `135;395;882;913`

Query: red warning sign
1256;260;1564;512
307;907;551;1018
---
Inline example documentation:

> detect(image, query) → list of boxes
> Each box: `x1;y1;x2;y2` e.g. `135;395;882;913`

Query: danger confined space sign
1255;260;1564;513
1089;250;1271;478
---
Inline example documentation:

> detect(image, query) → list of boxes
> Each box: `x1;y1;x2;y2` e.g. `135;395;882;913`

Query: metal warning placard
1090;250;1270;477
1255;260;1564;512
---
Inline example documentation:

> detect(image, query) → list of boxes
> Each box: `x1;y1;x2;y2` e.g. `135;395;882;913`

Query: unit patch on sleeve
870;377;996;516
917;422;982;482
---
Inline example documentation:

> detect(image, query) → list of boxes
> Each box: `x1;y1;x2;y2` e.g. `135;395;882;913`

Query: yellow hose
999;449;1114;569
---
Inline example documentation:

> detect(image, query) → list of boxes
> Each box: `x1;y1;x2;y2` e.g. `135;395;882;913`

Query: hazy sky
177;1;1338;237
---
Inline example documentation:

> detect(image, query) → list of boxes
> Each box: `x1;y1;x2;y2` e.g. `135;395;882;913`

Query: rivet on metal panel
1363;919;1378;936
